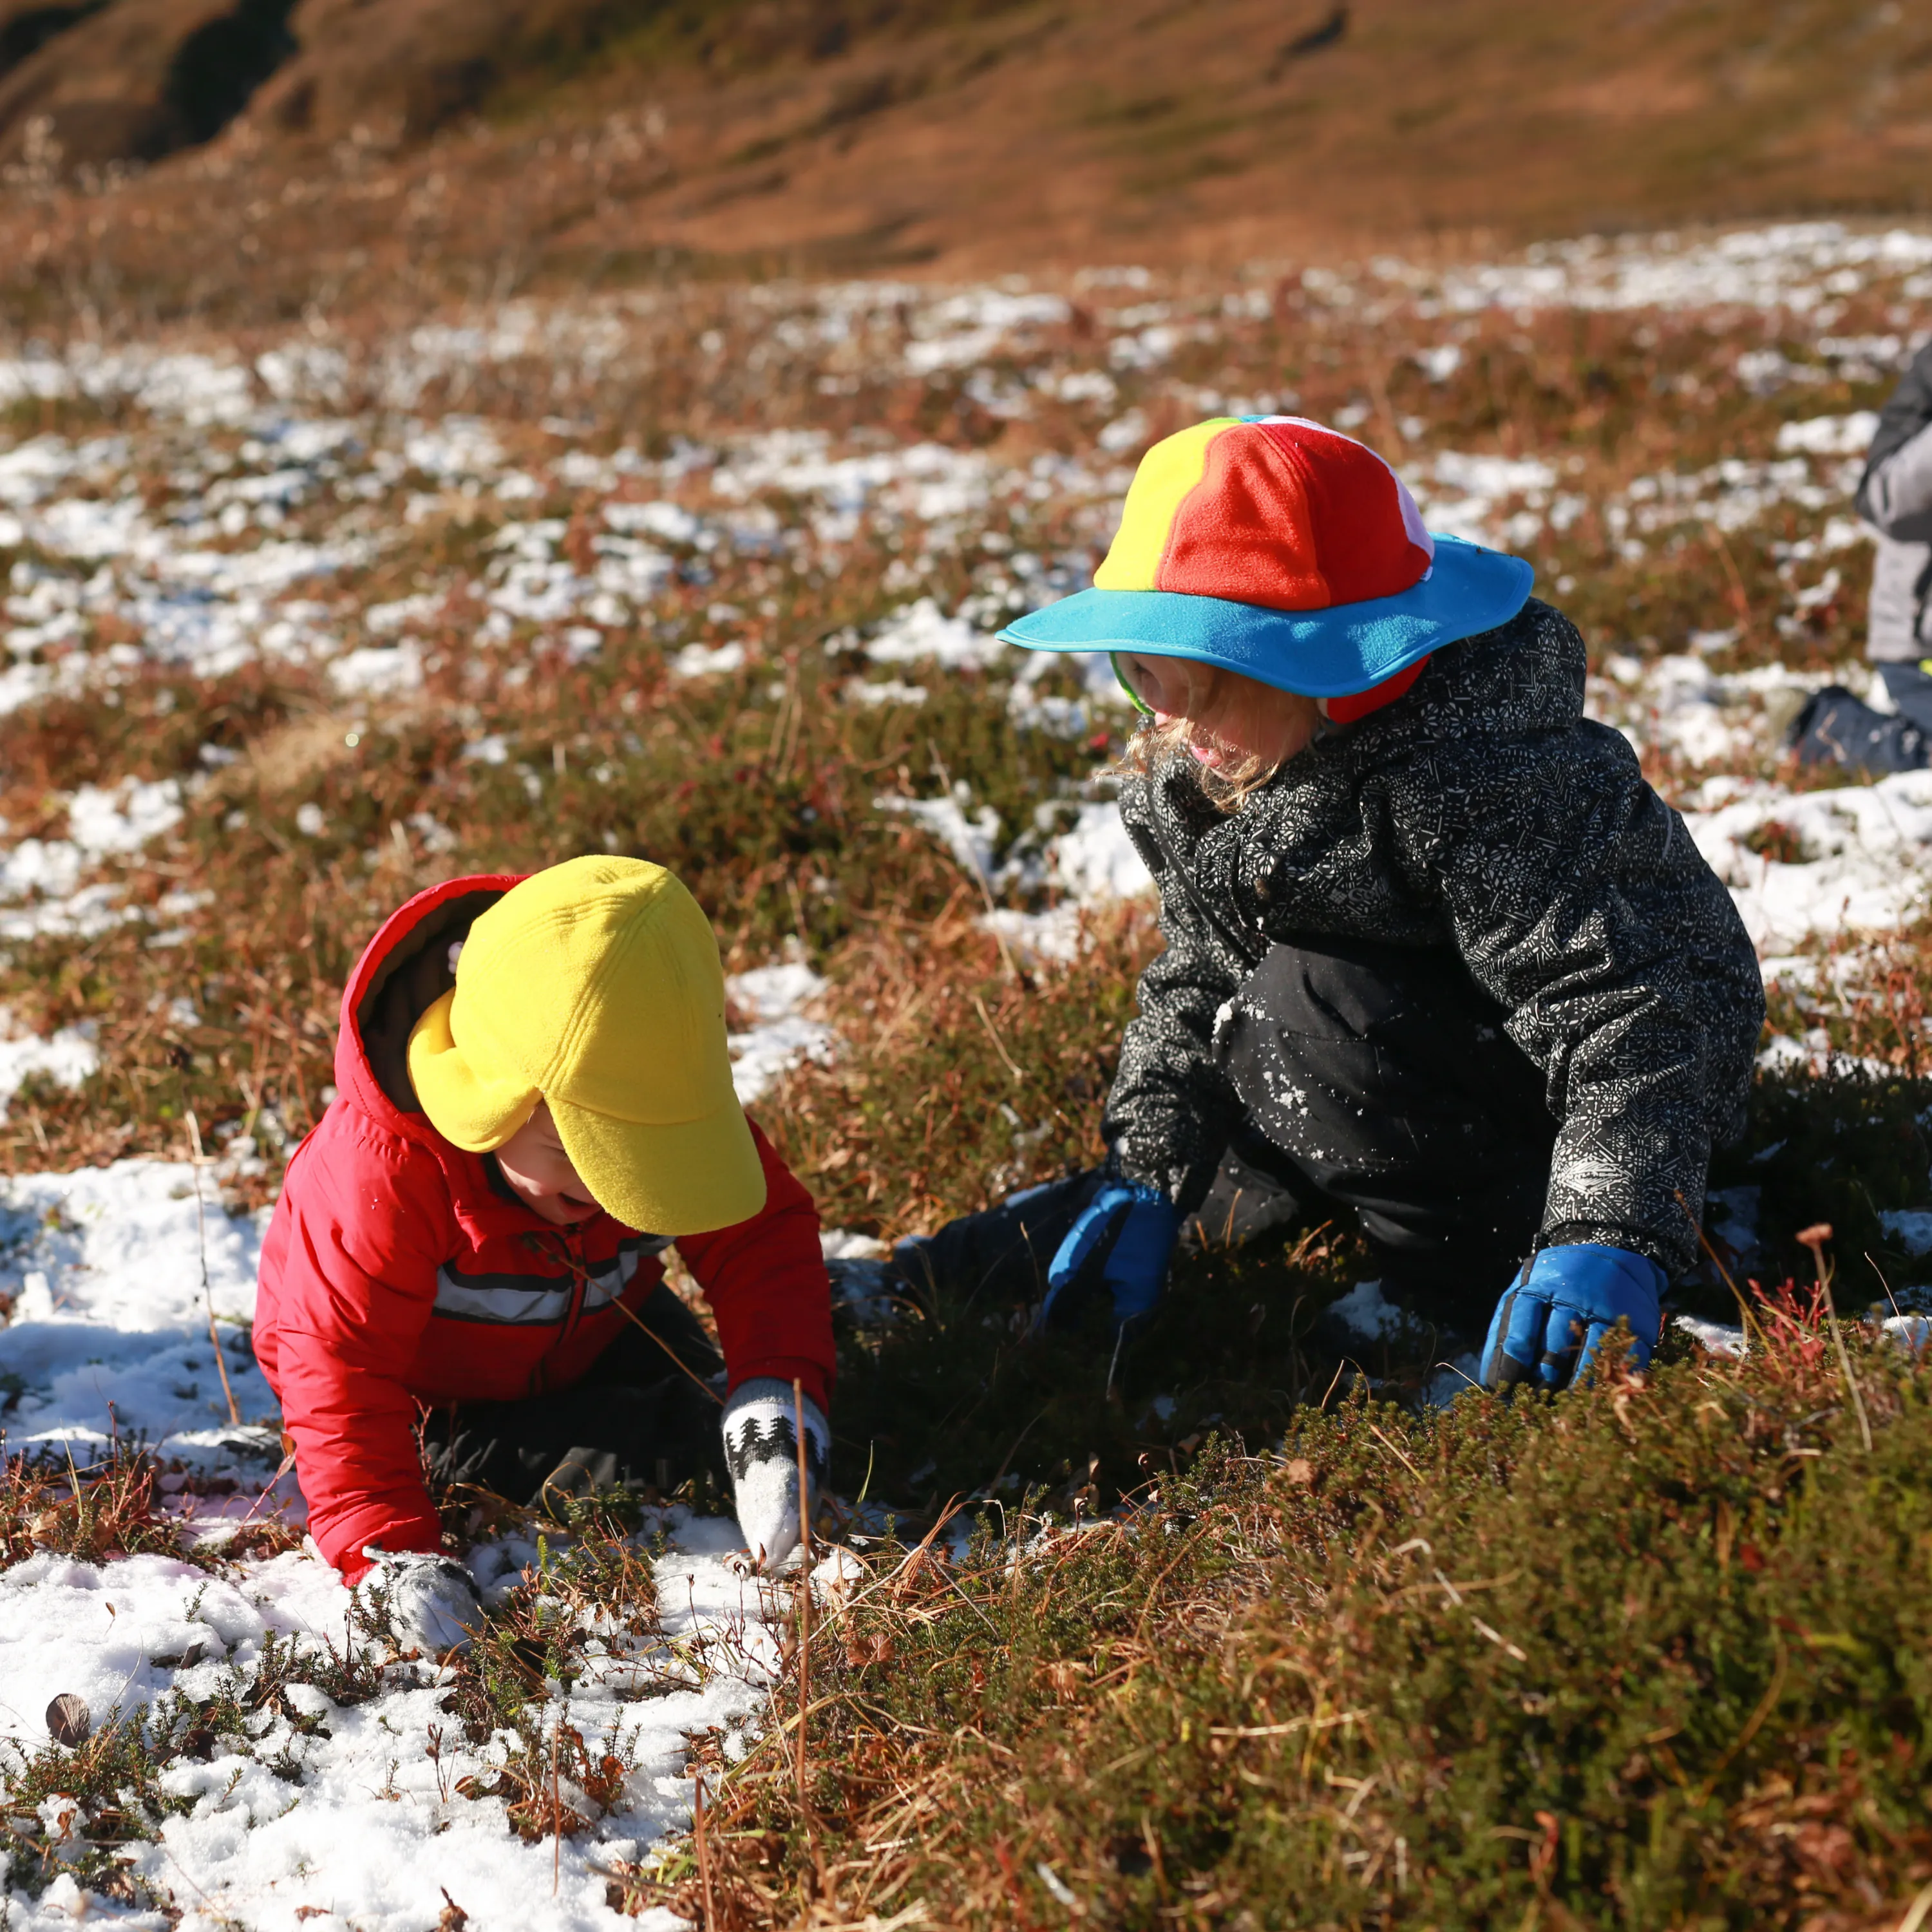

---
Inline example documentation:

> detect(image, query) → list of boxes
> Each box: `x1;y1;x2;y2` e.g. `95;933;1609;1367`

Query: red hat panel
1153;418;1434;614
1156;426;1328;611
1256;419;1435;606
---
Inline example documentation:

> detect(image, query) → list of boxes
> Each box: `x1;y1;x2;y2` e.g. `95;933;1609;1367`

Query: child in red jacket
255;855;835;1652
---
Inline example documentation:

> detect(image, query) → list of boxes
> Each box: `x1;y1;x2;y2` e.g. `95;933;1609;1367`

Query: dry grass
0;274;1911;1219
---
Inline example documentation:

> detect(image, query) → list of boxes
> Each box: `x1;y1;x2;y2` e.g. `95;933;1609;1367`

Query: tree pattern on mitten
725;1413;829;1486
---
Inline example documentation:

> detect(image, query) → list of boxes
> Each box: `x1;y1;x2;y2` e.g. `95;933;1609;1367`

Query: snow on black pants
898;934;1556;1334
1211;933;1556;1325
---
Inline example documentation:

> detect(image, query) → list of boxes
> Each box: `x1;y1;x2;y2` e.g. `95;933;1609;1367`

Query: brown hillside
1;0;1929;321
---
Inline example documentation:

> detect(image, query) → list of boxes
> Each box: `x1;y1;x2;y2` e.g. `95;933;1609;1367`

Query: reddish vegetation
1;0;1931;321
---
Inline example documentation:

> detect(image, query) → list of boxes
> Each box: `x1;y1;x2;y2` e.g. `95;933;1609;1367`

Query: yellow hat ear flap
406;989;541;1151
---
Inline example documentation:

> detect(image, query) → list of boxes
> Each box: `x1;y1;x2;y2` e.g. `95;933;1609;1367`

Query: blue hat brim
996;534;1534;699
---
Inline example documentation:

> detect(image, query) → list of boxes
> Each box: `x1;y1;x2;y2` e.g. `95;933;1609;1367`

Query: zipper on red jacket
524;1227;593;1397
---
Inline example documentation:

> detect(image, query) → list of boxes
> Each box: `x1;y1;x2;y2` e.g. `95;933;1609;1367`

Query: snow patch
1674;1314;1747;1357
0;1155;813;1927
726;960;835;1104
1685;770;1932;950
668;641;745;679
876;790;1001;884
1777;411;1880;456
862;598;1007;671
1327;1278;1404;1340
0;1016;97;1116
1879;1209;1932;1258
1042;802;1152;903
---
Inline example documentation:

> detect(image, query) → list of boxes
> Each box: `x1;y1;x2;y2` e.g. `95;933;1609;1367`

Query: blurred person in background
1792;338;1932;772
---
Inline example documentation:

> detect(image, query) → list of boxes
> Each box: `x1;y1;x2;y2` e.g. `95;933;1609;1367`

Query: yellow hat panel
1092;417;1236;592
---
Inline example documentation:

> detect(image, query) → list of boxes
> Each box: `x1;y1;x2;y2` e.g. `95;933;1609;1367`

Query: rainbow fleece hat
998;417;1533;702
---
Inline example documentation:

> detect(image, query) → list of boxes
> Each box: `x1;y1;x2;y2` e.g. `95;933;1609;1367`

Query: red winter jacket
254;873;835;1582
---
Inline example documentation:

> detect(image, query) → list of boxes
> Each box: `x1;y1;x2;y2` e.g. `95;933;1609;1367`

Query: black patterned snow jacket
1105;597;1765;1278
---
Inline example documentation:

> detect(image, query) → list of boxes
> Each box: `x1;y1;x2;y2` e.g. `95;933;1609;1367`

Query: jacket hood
334;872;524;1148
1353;598;1586;748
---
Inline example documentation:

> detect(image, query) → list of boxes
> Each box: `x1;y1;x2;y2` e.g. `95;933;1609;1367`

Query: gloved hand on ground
1039;1179;1180;1332
1481;1243;1666;1392
723;1377;829;1572
357;1548;484;1656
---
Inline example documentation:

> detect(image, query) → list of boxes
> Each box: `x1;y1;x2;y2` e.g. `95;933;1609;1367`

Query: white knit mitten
722;1378;829;1572
358;1548;483;1656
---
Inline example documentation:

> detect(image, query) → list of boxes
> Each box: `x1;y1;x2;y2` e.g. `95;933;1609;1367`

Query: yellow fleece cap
406;855;765;1236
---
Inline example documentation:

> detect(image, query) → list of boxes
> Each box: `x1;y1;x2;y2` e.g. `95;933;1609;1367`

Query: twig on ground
1798;1222;1873;1453
240;1447;298;1524
927;745;1024;987
971;994;1026;1083
694;1769;716;1930
1705;520;1756;639
606;1292;724;1406
1367;1422;1421;1479
1896;1880;1932;1932
1674;1187;1759;1347
185;1111;241;1428
1866;1249;1906;1321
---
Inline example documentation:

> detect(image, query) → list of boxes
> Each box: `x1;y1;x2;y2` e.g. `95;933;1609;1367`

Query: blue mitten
1039;1181;1179;1331
1481;1244;1666;1392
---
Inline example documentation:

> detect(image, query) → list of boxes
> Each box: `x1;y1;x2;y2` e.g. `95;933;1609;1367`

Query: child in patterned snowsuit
903;417;1763;1388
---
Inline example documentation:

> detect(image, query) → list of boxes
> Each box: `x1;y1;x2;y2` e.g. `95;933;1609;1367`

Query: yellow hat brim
550;1088;767;1237
408;987;767;1235
408;990;540;1151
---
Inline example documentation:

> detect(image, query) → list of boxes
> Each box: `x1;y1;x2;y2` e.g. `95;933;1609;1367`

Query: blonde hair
1109;663;1319;811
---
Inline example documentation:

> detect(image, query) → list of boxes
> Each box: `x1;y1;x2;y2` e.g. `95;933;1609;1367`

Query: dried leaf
45;1692;90;1747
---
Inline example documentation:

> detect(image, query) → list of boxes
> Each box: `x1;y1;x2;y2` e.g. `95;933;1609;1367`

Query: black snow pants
419;1282;729;1508
896;934;1557;1335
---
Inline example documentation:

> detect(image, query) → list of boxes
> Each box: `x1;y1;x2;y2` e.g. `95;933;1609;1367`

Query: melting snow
862;598;1007;671
668;641;744;680
0;1016;97;1117
1879;1210;1932;1258
0;1153;813;1929
1327;1279;1405;1340
5;219;1932;1916
1685;772;1932;951
1777;412;1881;456
726;961;835;1104
1039;801;1151;902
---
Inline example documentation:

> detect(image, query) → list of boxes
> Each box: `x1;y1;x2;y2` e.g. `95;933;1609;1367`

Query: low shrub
668;1306;1932;1929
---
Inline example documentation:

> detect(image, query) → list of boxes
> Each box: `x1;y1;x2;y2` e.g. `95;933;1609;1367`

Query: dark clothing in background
1790;666;1932;775
419;1281;728;1507
1859;340;1932;665
1103;600;1763;1278
1789;340;1932;773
